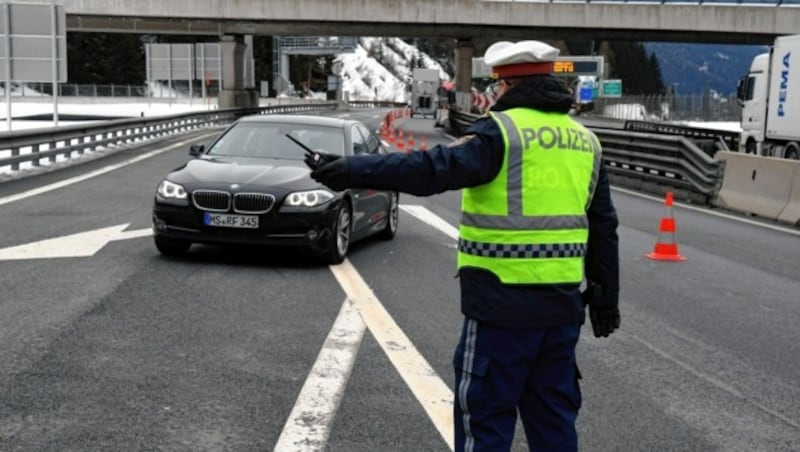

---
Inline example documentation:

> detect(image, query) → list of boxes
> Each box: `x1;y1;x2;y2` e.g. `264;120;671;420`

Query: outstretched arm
310;118;504;196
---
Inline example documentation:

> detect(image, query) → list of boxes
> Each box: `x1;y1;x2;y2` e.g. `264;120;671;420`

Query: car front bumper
152;199;342;252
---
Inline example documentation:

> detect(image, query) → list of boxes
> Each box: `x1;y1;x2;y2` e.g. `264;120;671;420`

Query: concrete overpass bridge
61;0;800;106
65;0;799;44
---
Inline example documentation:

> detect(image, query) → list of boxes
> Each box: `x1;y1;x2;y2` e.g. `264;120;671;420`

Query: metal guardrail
624;120;740;155
0;103;338;172
348;101;408;109
446;109;725;204
596;128;724;204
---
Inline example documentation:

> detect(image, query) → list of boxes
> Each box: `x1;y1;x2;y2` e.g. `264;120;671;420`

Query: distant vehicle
410;68;440;119
736;34;800;160
152;114;399;264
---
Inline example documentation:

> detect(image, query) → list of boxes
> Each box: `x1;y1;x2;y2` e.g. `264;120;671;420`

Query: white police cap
483;40;560;79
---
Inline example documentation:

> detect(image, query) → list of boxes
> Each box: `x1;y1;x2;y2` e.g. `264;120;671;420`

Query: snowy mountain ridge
336;37;450;103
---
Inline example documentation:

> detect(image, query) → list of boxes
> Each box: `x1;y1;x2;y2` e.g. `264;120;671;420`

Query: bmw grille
192;190;275;214
192;190;231;212
233;193;275;214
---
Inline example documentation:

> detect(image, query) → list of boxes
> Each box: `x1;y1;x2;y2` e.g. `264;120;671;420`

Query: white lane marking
613;186;800;237
400;205;459;240
273;298;366;452
0;132;218;207
329;259;455;451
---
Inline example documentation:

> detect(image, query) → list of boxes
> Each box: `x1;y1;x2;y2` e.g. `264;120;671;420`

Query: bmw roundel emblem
231;184;240;189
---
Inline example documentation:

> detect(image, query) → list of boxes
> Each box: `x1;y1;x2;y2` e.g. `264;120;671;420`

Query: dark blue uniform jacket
347;77;619;329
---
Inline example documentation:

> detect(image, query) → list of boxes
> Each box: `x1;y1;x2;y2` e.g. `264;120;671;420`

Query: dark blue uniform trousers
453;318;582;452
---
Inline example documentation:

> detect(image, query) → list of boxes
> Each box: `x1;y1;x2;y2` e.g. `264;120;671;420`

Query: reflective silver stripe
461;212;588;230
586;130;603;211
458;319;479;452
491;111;522;216
459;239;587;258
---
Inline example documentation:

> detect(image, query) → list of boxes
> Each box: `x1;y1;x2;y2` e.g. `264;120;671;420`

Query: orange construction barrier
646;191;686;261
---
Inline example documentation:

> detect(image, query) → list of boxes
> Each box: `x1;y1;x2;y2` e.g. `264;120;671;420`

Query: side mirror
189;144;205;156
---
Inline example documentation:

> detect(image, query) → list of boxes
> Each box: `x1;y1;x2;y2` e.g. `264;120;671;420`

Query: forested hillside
644;42;767;96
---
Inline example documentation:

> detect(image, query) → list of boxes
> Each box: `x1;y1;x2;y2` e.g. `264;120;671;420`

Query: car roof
236;114;354;128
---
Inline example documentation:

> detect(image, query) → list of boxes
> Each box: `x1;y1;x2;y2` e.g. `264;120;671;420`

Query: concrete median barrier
778;162;800;226
713;151;800;226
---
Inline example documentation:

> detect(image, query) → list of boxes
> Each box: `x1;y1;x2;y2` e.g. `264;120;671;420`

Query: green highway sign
600;79;623;98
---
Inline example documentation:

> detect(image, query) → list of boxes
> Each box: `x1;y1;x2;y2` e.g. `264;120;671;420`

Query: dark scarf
489;74;574;114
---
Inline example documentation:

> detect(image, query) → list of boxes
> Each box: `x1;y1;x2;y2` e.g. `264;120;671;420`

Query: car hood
168;157;319;191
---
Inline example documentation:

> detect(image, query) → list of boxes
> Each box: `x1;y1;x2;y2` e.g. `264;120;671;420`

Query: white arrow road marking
0;224;152;261
273;298;366;452
114;228;153;241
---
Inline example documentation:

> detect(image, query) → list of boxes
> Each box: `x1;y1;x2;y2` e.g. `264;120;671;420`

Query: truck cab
736;34;800;160
737;53;769;155
410;68;440;119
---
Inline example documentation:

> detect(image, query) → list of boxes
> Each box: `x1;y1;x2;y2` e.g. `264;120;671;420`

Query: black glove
309;154;352;191
588;305;620;338
303;151;340;171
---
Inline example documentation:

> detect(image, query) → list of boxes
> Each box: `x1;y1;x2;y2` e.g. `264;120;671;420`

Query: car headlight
285;189;334;207
157;180;187;199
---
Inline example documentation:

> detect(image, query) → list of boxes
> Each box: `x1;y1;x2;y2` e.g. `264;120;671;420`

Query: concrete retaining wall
713;151;800;226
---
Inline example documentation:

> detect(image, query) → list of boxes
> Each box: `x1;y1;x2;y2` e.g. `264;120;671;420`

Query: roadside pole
50;0;58;127
4;0;11;131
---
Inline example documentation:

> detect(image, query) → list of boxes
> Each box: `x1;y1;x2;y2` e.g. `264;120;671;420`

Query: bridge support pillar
218;34;258;109
454;39;475;111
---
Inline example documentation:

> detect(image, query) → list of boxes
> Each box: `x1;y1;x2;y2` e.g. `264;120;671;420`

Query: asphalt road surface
0;109;798;451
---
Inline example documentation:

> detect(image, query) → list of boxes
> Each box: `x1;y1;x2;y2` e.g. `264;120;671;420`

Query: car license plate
203;212;259;229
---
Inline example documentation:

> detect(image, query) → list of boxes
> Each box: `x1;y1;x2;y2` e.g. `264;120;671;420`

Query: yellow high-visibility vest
457;108;603;284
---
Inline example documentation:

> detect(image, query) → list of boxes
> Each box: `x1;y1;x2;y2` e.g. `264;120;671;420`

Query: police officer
307;40;620;452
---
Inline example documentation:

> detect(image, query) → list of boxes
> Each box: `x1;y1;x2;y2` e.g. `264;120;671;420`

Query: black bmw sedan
152;114;399;264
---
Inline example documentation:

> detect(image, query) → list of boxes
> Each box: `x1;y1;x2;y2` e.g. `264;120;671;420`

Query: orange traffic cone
406;133;415;151
646;191;686;261
420;136;427;151
396;129;405;151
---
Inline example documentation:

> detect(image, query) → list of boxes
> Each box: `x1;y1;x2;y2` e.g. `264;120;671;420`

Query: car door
350;123;389;235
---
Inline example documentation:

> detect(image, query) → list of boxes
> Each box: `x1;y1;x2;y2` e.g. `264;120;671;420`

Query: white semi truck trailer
737;34;800;160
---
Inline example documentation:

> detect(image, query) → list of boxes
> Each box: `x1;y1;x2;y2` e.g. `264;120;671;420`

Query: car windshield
206;122;345;159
